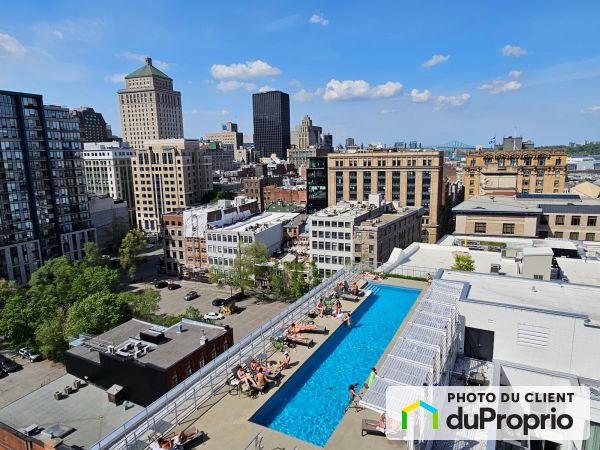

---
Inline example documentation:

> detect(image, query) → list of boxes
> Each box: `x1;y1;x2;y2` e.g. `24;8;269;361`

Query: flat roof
454;194;600;215
522;247;554;256
440;270;600;322
68;318;227;370
217;212;299;232
311;203;375;218
384;242;600;286
0;374;143;448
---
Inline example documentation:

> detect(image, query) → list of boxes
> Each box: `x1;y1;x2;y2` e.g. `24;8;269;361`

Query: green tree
65;292;131;338
451;254;475;272
287;262;309;299
180;306;203;321
309;261;322;288
0;278;21;311
36;315;68;361
268;267;287;300
0;291;36;347
70;265;121;301
119;288;160;318
119;228;146;280
82;241;105;267
28;257;77;312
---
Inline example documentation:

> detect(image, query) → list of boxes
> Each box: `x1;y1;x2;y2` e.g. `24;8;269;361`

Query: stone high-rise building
291;114;322;149
70;107;111;143
131;139;212;233
118;57;183;149
463;137;568;200
326;149;444;243
205;122;243;150
0;91;96;285
252;91;290;160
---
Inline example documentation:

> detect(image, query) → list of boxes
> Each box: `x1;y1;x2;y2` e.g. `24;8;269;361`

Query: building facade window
571;216;581;226
555;215;565;225
586;233;595;241
502;223;515;234
588;216;597;227
554;232;563;239
570;232;579;240
474;222;486;233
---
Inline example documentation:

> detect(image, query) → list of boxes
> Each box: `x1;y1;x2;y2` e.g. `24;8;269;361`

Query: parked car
167;282;181;290
18;347;42;362
184;291;198;301
211;298;226;307
203;312;225;321
153;279;168;289
0;355;21;372
145;243;155;249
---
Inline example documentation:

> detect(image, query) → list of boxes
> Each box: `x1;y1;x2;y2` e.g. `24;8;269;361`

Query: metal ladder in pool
368;284;381;295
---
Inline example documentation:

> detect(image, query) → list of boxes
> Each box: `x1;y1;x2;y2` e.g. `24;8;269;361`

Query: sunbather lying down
288;322;319;333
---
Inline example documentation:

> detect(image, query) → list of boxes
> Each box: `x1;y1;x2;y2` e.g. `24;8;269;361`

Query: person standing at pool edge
365;367;377;388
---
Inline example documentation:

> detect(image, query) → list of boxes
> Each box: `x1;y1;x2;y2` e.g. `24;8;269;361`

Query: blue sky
1;0;600;146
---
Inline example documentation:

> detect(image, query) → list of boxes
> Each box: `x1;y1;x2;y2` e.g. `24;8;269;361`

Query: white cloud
210;60;281;79
104;73;126;83
582;105;600;113
309;14;330;26
119;52;171;70
422;54;450;68
434;93;471;109
52;30;64;39
216;80;256;91
410;88;433;103
258;85;274;92
288;79;302;87
292;88;324;102
323;79;403;101
478;79;522;94
502;45;527;57
0;33;27;57
508;70;523;78
380;108;396;114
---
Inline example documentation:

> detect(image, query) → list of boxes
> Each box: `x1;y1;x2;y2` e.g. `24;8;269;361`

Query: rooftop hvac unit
490;264;501;274
107;345;115;354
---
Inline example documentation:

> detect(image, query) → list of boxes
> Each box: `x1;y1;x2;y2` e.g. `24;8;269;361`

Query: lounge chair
295;324;327;334
174;426;206;447
285;334;313;347
341;293;360;302
361;419;386;437
242;356;281;383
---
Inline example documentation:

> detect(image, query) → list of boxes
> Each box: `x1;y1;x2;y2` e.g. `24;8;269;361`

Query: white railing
241;433;263;450
90;267;358;450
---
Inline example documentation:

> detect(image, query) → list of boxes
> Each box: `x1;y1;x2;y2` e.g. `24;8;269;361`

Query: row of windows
310;230;352;240
311;254;352;265
311;241;352;252
333;158;434;167
553;215;597;226
474;222;515;234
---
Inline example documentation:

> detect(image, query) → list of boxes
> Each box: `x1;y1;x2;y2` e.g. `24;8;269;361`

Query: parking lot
0;348;66;409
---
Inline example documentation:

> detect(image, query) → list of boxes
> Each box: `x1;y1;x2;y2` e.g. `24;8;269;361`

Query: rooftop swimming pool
251;283;420;447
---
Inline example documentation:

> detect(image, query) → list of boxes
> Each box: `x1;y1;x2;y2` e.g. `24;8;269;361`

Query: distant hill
538;144;600;156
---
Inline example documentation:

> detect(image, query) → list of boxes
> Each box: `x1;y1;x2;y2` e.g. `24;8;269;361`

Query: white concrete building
205;212;299;268
83;141;135;224
88;194;130;251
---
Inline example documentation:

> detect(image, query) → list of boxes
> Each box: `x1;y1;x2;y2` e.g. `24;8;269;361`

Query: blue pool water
251;283;420;447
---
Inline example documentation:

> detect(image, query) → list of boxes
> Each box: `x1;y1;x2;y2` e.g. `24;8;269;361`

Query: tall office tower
118;57;183;149
345;137;355;148
70;107;111;143
252;90;290;160
83;141;136;224
0;91;96;285
205;121;243;150
292;115;322;149
131;139;212;233
327;149;444;243
322;133;333;151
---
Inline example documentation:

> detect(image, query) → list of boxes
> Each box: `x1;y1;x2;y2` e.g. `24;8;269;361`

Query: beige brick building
131;139;212;233
118;57;183;149
205;122;243;150
453;194;600;241
326;150;443;243
463;137;567;200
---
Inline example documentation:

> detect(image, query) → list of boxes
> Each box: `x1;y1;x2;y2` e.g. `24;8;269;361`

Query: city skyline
1;1;600;146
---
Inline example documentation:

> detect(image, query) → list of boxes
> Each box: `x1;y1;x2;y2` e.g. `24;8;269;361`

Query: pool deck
182;278;428;450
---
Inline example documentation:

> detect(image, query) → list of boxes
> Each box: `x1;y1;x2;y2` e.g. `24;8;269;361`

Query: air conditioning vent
517;324;549;348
